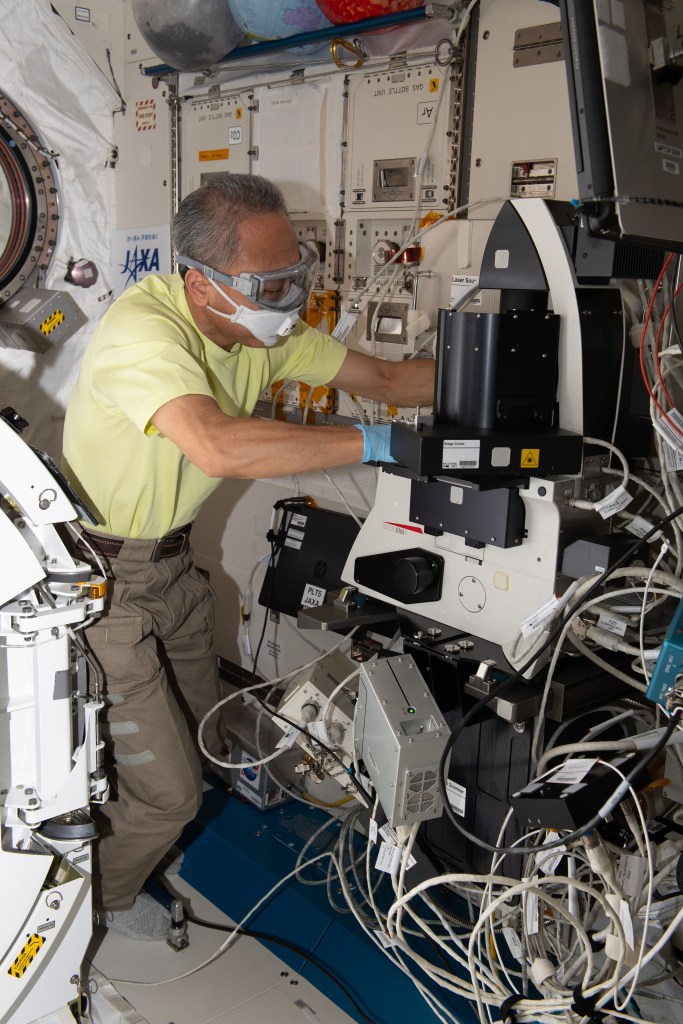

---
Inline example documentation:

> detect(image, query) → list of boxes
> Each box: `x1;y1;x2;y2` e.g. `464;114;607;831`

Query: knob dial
393;555;439;598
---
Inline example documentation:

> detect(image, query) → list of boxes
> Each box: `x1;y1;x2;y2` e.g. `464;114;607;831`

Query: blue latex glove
353;423;397;464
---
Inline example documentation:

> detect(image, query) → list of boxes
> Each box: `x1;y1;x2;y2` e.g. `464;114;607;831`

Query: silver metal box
0;288;87;351
354;654;449;828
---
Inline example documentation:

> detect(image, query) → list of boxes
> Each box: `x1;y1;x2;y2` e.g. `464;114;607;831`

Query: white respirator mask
205;278;299;347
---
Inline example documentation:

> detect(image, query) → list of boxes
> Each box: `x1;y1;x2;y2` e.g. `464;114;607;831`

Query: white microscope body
0;412;106;1024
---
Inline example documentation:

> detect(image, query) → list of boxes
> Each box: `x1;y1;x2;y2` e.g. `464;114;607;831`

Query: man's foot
96;892;171;941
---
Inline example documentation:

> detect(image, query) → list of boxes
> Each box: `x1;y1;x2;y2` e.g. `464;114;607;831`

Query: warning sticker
521;448;540;469
199;149;229;162
40;309;65;335
8;934;45;978
135;99;156;132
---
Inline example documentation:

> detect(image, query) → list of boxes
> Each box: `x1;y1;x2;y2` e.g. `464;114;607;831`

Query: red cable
654;277;683;414
638;252;683;439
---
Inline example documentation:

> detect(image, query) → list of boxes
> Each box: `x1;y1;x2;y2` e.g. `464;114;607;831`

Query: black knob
393;556;438;598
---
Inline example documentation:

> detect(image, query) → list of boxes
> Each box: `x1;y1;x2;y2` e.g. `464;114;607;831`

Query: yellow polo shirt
62;274;347;539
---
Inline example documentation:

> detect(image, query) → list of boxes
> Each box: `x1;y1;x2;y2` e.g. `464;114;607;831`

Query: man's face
185;211;304;350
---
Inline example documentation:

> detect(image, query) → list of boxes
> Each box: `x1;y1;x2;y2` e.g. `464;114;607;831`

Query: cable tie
571;987;607;1022
499;993;524;1023
585;929;604;952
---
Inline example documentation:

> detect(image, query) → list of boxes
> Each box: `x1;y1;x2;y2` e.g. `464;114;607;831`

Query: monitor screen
559;0;683;252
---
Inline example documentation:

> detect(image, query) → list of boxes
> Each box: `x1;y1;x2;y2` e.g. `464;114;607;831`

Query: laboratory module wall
54;0;173;294
0;1;118;459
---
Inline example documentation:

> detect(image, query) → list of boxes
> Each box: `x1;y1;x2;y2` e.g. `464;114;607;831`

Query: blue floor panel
180;784;479;1024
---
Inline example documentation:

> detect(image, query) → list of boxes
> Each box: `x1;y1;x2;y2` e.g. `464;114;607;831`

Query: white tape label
446;779;466;817
549;758;597;785
503;926;525;962
654;409;683;453
301;584;326;608
594;484;632;519
624;515;662;542
306;721;330;746
332;310;358;341
597;612;628;637
520;596;560;638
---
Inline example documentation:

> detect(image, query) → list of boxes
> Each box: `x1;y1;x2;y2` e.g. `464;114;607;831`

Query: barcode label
443;439;480;469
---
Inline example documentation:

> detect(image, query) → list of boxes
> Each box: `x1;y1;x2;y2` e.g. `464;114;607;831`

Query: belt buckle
151;538;164;563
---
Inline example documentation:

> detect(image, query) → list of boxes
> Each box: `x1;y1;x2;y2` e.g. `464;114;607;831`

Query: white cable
530;570;683;763
321;667;361;725
566;436;630;512
97;853;342;987
270;380;288;417
300;384;314;425
321;469;364;525
535;734;666;779
586;433;631;487
197;628;358;768
604;467;669;516
64;520;108;581
639;539;671;683
239;551;272;663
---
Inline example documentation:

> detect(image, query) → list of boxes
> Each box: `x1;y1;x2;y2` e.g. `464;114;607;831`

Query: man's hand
353;424;397;464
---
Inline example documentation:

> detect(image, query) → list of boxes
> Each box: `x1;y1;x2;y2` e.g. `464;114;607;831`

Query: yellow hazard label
40;309;65;335
521;448;540;468
429;78;440;92
8;934;45;978
198;149;229;162
235;107;242;119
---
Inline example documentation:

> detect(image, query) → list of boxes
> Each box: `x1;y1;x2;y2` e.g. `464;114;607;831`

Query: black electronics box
259;505;361;617
510;754;642;831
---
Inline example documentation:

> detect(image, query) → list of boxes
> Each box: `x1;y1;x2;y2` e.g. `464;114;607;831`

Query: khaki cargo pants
79;536;223;911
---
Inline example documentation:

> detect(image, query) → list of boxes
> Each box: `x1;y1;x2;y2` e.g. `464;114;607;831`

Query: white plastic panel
114;63;172;230
180;90;253;197
466;0;578;217
251;75;346;216
346;55;456;214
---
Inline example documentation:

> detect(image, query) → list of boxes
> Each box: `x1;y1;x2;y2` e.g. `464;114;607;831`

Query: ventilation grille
405;768;439;815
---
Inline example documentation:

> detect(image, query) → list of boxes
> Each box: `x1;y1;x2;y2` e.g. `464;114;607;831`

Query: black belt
77;524;192;563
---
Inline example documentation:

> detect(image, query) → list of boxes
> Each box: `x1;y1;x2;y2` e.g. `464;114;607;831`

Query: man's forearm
153;395;367;479
383;357;435;407
332;349;435;408
208;418;365;479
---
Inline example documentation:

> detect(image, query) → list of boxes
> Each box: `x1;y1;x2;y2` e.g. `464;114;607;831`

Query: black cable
185;914;379;1024
105;47;126;113
438;501;683;857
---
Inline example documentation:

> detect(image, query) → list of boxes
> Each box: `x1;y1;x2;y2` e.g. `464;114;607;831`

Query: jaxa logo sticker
119;240;160;287
112;224;171;297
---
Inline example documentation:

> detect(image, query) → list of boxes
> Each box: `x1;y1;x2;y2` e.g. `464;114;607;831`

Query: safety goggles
177;241;319;313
